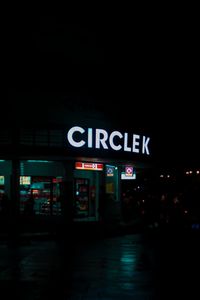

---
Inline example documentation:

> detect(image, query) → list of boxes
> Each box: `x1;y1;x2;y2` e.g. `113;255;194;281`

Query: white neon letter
67;126;85;148
124;133;131;152
88;128;93;148
142;136;150;155
95;129;108;149
132;134;140;153
109;131;123;151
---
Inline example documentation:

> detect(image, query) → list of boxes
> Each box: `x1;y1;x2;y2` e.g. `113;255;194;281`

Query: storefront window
0;176;8;216
20;176;62;216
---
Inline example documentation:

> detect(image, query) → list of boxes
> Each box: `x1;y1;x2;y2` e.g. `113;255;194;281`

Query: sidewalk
0;229;200;299
1;217;199;244
0;217;144;241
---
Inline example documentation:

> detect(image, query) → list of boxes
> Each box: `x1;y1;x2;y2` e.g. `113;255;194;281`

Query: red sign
75;162;103;171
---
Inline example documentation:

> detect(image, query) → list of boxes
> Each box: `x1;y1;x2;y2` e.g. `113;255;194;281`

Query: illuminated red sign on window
75;162;103;171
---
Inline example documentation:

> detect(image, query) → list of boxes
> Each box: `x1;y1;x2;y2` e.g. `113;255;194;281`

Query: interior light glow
0;176;5;185
27;160;52;163
20;176;31;185
106;164;116;168
121;172;136;180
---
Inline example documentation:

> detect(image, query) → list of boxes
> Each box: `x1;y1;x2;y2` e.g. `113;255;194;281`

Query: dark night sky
5;9;199;166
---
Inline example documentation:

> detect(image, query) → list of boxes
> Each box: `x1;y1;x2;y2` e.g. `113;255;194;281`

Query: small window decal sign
106;165;115;177
125;166;133;177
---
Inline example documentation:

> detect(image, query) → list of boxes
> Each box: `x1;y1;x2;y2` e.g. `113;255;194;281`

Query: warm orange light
75;162;103;171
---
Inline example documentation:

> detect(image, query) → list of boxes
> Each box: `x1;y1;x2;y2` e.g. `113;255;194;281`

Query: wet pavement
0;230;199;299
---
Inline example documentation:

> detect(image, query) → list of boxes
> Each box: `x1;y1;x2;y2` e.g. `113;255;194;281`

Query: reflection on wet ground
0;231;199;299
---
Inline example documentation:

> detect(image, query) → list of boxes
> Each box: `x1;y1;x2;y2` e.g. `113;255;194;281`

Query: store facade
0;123;152;233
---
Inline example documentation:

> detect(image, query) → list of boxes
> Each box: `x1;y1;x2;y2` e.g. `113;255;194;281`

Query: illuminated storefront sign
20;176;31;185
67;126;150;155
75;162;104;171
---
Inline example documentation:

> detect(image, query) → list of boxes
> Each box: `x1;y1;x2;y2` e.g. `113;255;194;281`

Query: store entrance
73;170;103;221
